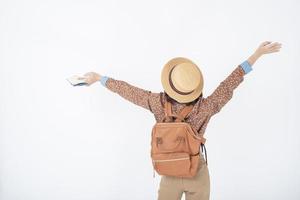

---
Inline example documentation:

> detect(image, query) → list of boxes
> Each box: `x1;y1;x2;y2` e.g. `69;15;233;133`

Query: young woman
80;41;281;200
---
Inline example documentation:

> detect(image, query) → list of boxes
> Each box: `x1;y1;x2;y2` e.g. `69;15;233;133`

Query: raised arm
203;41;282;116
100;76;161;113
80;72;161;113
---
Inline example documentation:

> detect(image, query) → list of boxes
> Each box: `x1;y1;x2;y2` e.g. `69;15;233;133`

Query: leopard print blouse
104;65;246;137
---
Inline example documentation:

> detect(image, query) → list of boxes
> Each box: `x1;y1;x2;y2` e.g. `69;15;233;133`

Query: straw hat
161;57;204;103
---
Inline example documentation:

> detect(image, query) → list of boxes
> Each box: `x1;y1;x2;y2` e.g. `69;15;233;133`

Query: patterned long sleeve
103;77;161;113
203;65;247;116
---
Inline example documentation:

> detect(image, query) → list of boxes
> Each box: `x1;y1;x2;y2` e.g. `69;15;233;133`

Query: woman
80;41;281;200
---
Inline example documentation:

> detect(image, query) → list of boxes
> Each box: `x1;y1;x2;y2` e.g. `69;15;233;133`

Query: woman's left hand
81;72;102;86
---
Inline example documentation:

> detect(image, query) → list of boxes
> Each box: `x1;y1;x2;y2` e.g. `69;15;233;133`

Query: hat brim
161;57;204;103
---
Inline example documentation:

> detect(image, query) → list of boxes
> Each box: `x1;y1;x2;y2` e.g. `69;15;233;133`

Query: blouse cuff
240;60;253;74
100;76;109;86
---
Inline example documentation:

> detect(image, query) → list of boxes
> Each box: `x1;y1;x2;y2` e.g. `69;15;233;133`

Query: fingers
261;41;272;46
256;41;282;55
268;42;282;51
269;48;281;53
81;72;98;85
77;77;86;80
82;72;93;82
83;72;93;77
80;72;100;86
266;42;281;48
266;42;282;54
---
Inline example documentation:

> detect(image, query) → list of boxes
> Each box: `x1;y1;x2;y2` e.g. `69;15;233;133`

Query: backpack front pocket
152;152;191;177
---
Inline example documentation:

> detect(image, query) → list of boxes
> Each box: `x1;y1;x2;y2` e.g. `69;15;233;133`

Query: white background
1;0;299;199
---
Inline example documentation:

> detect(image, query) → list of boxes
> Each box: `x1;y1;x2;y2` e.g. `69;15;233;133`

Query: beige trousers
157;155;210;200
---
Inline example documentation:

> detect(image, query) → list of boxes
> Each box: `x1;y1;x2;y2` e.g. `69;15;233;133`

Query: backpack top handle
163;100;194;123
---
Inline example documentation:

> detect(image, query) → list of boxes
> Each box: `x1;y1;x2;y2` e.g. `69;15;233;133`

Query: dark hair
164;92;202;106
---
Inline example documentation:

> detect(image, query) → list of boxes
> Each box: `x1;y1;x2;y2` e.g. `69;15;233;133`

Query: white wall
0;0;299;199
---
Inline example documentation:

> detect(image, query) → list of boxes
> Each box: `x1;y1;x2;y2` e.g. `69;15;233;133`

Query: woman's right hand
247;41;282;66
80;72;102;86
254;41;282;56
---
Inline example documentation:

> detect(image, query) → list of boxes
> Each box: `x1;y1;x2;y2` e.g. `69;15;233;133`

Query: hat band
169;66;194;96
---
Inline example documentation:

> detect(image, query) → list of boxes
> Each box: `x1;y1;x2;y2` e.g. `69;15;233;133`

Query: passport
66;75;88;86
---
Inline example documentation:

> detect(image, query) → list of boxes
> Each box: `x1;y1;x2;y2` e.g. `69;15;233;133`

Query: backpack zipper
153;157;190;162
152;156;190;178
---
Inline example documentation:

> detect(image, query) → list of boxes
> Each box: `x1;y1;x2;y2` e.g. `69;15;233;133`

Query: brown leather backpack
150;99;207;178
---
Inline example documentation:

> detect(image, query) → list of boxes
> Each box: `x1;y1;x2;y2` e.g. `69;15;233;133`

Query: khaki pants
157;155;210;200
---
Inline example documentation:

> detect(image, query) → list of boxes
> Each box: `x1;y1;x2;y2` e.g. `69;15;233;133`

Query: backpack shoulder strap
164;100;172;117
175;104;194;122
